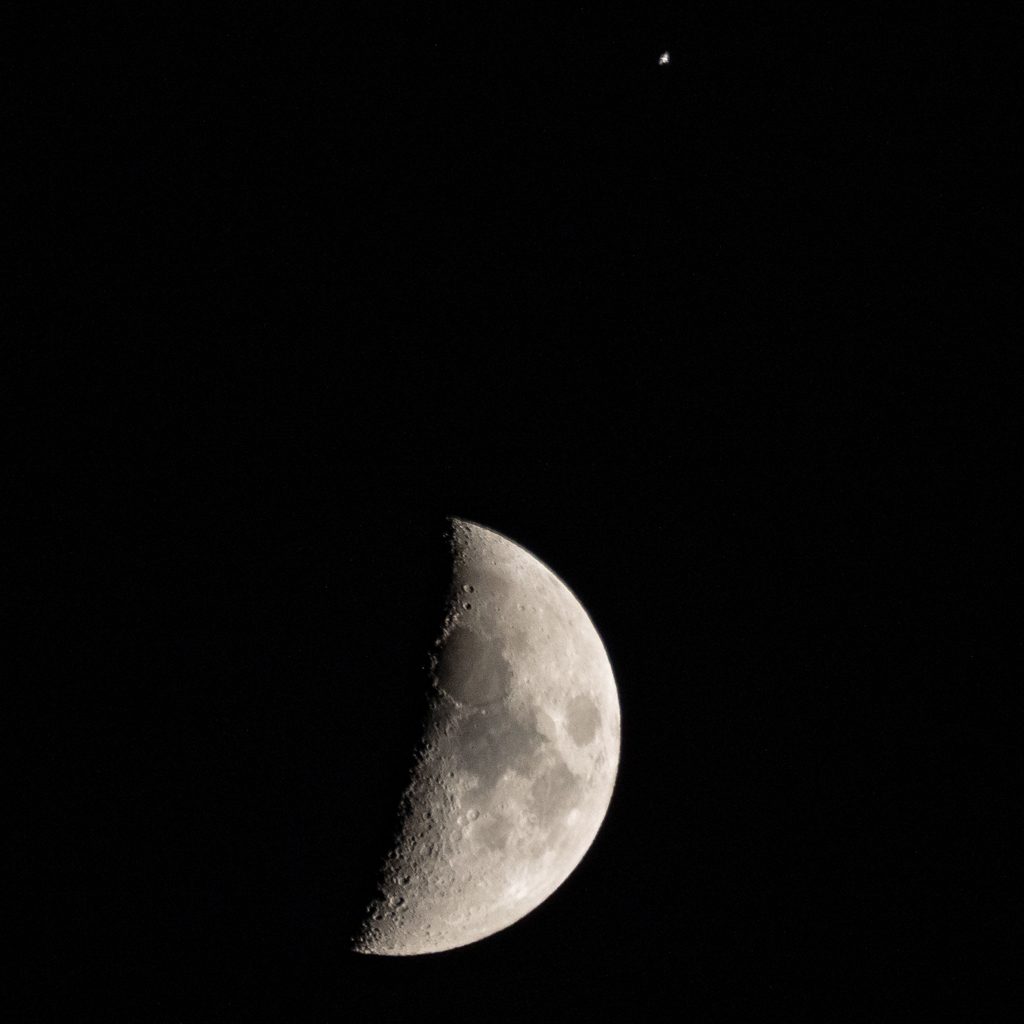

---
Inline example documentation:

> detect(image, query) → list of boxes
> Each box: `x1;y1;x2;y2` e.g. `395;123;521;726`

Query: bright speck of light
658;52;669;65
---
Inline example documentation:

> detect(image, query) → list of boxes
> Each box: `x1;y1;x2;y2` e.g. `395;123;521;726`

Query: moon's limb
353;518;620;955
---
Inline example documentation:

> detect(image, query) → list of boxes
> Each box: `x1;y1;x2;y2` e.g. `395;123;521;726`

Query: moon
352;518;620;955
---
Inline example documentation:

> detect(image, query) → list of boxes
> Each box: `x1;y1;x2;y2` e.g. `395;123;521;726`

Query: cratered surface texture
353;519;620;955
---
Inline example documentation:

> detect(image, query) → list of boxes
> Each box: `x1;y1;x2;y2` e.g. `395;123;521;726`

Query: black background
14;2;1011;1020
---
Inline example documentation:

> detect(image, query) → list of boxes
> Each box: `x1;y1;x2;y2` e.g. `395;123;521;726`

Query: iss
658;52;669;65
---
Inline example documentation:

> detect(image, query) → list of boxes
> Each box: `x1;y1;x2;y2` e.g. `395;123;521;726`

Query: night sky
15;2;1009;1019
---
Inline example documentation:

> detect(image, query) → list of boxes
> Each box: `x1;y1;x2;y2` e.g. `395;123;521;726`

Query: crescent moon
353;518;621;955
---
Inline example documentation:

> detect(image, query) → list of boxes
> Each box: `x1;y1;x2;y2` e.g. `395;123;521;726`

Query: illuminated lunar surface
353;519;620;955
